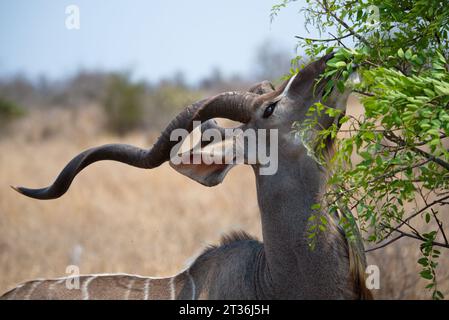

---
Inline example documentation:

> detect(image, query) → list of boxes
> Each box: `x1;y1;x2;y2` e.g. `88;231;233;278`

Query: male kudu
2;54;372;299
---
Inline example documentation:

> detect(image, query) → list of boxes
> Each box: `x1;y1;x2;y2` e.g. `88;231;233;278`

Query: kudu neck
254;154;350;298
255;153;325;240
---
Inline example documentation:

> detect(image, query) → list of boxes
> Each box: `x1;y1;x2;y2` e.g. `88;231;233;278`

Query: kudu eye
262;102;277;118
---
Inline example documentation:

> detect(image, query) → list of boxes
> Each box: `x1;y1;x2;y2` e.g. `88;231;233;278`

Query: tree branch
383;194;449;240
384;132;449;171
432;208;448;246
365;234;405;252
353;89;374;97
320;0;371;47
381;223;449;249
329;32;349;49
410;145;449;171
295;32;352;43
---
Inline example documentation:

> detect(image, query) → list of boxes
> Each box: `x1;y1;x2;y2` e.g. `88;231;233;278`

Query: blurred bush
144;84;203;129
0;38;293;138
0;97;25;131
102;73;145;135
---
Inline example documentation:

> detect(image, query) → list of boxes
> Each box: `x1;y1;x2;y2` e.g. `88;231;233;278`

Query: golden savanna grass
0;98;448;299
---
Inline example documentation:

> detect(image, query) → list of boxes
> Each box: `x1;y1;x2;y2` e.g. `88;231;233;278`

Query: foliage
0;97;25;130
102;73;145;135
273;0;449;299
144;84;204;129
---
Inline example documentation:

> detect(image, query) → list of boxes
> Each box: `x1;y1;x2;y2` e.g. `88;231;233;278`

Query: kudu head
13;53;353;199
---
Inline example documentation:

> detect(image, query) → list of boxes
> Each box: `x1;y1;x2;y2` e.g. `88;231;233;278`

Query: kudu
1;54;372;299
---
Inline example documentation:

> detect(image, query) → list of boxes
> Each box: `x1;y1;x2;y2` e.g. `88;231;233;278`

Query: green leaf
286;0;449;301
427;129;440;136
435;291;444;299
418;257;428;266
405;49;412;60
420;270;433;280
320;216;328;225
434;85;449;95
359;151;372;160
337;80;345;93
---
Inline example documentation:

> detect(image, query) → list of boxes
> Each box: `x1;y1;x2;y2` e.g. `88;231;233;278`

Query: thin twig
431;208;448;246
410;145;449;171
365;234;404;252
383;194;449;239
381;223;449;249
326;158;432;199
320;0;371;47
397;217;422;239
329;32;349;49
295;33;352;43
384;132;449;171
353;89;375;97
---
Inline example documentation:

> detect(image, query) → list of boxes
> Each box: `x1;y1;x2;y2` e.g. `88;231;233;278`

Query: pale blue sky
0;0;320;83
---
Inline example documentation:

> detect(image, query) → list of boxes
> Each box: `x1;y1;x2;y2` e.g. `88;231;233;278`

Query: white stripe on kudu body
82;276;95;300
143;278;151;300
24;281;42;300
1;270;196;300
124;278;135;300
169;277;175;300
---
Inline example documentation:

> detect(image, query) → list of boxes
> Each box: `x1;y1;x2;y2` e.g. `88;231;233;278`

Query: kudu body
1;54;372;300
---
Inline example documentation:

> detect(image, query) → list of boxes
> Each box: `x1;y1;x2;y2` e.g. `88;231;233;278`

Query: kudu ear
169;120;243;187
285;53;335;99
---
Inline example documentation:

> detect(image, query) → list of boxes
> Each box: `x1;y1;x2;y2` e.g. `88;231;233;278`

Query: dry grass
0;100;448;299
0;108;261;295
